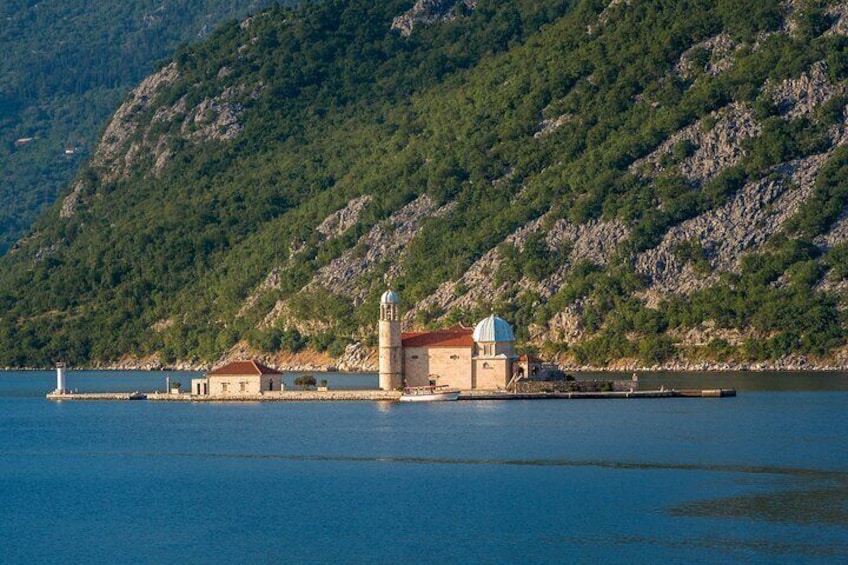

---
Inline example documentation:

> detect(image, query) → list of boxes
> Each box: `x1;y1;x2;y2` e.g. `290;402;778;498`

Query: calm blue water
1;371;847;564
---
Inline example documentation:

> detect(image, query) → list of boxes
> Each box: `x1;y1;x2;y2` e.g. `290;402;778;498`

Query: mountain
1;0;848;370
0;0;284;256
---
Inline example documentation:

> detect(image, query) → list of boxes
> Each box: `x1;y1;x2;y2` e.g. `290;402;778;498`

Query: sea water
1;371;847;564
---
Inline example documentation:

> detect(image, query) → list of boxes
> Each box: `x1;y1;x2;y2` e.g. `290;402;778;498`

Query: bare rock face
181;84;255;142
335;342;377;372
241;195;375;318
237;267;283;318
674;33;737;79
592;0;631;31
60;63;181;218
826;3;848;36
404;217;547;322
59;178;87;219
766;61;845;119
634;152;831;297
670;320;747;347
258;194;455;329
630;102;761;184
391;0;476;37
316;195;373;239
542;300;587;343
308;194;453;303
93;63;181;180
405;215;630;326
60;61;264;219
534;114;574;138
546;219;630;269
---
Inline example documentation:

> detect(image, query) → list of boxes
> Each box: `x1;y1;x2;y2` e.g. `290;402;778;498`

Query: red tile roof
402;327;474;348
207;360;281;376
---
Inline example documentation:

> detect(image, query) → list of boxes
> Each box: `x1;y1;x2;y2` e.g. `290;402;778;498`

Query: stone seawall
46;392;146;400
47;388;734;402
147;390;402;402
513;379;635;394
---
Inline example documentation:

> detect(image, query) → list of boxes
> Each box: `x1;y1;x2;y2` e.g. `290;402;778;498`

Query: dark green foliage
294;374;317;389
784;147;848;238
661;238;844;357
673;238;711;274
0;0;846;367
0;0;285;255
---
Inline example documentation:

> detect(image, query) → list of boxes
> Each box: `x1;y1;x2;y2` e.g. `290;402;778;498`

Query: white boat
399;385;460;402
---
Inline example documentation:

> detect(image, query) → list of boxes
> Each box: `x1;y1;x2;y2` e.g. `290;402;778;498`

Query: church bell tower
379;290;402;390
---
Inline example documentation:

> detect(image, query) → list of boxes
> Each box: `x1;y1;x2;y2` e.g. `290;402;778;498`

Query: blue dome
473;314;515;343
381;290;400;304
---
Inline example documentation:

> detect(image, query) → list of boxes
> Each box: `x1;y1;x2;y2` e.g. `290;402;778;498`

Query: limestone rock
635;152;831;296
335;342;377;372
316;195;373;239
630;102;761;183
826;3;848;36
308;194;454;303
674;33;737;80
391;0;476;37
766;61;844;119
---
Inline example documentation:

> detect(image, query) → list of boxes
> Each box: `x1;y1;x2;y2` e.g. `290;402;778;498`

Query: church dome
381;290;400;304
473;314;515;343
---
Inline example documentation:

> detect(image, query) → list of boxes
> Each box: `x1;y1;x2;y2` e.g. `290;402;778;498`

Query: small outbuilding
192;360;283;396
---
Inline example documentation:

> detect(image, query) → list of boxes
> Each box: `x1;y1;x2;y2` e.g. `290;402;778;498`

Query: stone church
378;290;523;391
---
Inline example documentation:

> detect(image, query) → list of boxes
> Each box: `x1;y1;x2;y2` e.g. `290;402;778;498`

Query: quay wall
148;390;401;402
513;379;636;394
46;392;146;400
47;389;733;402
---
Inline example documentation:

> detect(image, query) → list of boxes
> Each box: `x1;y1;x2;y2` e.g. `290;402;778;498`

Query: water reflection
670;479;848;527
553;532;848;560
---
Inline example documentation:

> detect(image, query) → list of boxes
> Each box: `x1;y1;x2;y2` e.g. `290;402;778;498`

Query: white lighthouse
55;363;67;394
378;290;402;390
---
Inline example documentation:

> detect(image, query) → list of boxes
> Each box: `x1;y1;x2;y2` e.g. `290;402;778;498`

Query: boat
399;385;460;402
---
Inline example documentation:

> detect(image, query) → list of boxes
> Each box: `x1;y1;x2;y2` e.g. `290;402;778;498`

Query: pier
46;391;147;400
46;388;736;402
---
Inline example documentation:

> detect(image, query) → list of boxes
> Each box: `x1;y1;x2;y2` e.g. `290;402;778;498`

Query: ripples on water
1;370;847;563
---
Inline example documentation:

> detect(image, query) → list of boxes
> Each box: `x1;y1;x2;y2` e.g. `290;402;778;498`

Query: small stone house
514;353;544;380
192;360;282;396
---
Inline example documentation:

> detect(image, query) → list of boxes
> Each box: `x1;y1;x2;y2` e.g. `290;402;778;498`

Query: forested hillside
0;0;282;255
2;0;848;370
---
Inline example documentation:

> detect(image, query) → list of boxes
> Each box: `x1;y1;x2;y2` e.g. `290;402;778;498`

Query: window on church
450;355;459;360
240;382;246;392
411;355;419;360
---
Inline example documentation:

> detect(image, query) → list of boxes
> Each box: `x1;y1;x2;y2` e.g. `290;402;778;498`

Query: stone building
378;290;519;391
192;360;282;396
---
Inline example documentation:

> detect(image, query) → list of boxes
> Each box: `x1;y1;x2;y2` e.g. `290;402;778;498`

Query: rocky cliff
2;0;848;370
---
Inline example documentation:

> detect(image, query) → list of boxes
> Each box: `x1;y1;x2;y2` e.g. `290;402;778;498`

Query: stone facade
193;359;282;397
404;345;474;389
206;373;278;395
380;291;518;390
473;356;511;390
